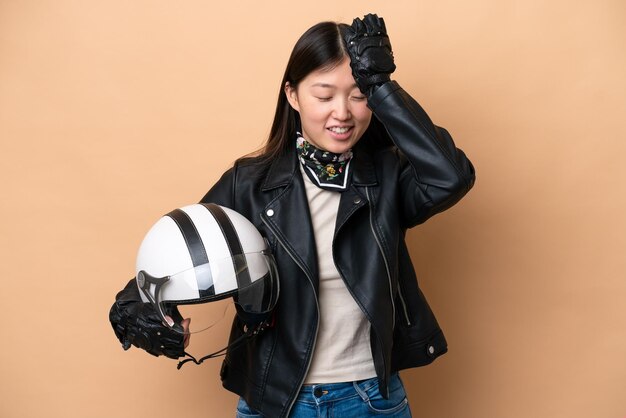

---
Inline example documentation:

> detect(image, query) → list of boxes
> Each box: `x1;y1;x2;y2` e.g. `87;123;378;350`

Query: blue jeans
236;373;412;417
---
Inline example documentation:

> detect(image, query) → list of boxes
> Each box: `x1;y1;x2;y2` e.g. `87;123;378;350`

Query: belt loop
353;381;369;402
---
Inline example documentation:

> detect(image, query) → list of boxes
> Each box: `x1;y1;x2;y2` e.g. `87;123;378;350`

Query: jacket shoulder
235;155;270;171
199;155;270;209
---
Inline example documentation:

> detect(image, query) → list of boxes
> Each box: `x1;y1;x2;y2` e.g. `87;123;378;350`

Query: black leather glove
109;278;186;359
343;13;396;96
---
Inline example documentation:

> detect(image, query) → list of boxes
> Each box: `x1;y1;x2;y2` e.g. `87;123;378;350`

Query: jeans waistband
297;376;380;404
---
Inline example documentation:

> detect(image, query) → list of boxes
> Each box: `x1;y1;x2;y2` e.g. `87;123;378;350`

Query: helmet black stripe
201;204;252;288
166;208;215;297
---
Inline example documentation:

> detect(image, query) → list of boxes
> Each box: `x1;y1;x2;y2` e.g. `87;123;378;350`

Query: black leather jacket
200;81;475;418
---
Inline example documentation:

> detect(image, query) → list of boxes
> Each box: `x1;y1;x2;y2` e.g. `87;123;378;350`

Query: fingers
182;318;191;347
378;16;388;33
352;17;366;35
344;25;357;44
352;14;388;37
363;13;379;33
164;314;191;347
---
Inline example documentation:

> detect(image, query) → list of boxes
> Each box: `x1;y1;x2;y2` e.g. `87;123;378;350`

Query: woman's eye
316;97;332;102
352;95;367;101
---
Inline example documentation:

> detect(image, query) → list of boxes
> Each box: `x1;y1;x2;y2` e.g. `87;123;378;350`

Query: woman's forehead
301;59;356;89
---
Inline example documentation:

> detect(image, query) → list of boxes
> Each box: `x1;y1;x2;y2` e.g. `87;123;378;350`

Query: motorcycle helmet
135;203;279;335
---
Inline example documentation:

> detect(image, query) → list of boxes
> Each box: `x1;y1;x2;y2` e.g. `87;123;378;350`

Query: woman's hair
253;21;351;164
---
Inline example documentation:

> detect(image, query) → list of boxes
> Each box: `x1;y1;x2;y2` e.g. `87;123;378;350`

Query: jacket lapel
261;146;319;289
335;144;378;237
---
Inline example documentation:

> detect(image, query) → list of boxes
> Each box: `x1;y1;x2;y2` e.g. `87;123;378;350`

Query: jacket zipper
366;187;397;329
261;214;319;418
397;283;412;326
365;187;411;326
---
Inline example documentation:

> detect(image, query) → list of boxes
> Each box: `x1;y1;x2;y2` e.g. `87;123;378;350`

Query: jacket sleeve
368;81;476;228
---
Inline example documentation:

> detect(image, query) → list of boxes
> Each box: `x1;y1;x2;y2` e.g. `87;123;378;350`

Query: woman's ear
284;82;300;112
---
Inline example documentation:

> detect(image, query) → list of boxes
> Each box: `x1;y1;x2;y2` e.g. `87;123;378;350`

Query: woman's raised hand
343;13;396;96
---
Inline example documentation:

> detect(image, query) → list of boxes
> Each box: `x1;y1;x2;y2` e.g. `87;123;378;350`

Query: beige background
1;1;625;417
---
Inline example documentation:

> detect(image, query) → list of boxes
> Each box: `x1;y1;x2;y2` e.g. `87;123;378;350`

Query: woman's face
285;57;372;154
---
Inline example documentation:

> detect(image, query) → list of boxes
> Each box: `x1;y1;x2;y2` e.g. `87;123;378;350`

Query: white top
300;165;377;384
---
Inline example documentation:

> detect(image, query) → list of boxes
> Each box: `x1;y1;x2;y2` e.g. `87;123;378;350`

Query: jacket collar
261;139;378;191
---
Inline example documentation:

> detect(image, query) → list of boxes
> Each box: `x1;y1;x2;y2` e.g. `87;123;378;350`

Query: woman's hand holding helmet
343;13;396;96
109;279;187;359
166;316;191;348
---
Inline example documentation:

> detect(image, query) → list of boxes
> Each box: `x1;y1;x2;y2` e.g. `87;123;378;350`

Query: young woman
198;13;476;418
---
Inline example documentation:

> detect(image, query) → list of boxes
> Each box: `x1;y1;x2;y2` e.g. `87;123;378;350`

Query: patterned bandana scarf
296;132;353;192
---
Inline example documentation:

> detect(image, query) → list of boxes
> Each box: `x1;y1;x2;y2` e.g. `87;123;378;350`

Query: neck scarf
296;132;353;192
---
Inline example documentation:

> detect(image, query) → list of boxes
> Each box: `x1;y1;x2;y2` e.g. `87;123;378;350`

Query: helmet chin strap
176;315;274;369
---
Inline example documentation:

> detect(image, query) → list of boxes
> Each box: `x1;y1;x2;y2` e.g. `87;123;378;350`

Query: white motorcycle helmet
135;203;279;335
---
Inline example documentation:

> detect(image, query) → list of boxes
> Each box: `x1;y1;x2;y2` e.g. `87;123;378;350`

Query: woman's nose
332;99;351;120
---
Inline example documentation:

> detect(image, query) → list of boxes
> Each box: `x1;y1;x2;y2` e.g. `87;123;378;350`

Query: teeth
329;127;350;134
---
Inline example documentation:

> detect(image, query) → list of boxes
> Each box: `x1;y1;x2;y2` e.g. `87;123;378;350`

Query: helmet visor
138;251;279;334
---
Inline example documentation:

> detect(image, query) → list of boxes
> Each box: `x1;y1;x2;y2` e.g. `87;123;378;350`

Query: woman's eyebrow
310;82;359;89
311;83;335;88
